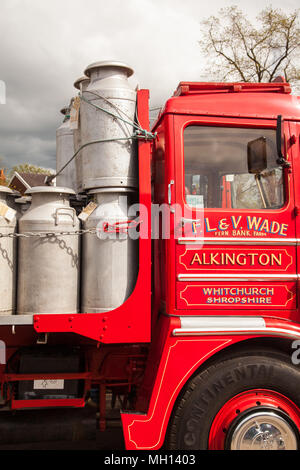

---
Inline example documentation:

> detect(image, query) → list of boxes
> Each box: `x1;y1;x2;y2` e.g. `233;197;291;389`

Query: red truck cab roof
156;81;300;123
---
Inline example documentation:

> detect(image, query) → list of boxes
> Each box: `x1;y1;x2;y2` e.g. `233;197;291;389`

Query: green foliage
9;163;53;179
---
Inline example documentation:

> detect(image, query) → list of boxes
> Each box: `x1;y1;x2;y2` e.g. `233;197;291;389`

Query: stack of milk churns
0;61;139;317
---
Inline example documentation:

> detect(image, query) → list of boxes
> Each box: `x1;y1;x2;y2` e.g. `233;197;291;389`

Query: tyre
167;351;300;450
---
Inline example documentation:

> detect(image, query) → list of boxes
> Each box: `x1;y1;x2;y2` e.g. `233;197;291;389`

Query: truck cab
122;80;300;450
153;80;299;322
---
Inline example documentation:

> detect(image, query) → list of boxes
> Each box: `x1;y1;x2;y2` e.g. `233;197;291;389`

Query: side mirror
276;115;290;168
247;137;267;174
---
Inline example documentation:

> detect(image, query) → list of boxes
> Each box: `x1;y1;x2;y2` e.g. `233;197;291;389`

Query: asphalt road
0;428;125;450
0;407;125;450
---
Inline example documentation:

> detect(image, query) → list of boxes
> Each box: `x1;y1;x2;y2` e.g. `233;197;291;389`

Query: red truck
1;76;300;451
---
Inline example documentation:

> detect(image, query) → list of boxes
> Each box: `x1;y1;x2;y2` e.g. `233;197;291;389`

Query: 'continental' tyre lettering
183;364;275;447
191;365;274;415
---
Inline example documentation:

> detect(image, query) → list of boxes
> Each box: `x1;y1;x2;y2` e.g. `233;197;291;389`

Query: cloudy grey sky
0;0;299;172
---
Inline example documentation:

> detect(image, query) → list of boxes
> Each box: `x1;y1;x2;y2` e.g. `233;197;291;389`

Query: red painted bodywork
122;316;300;450
1;81;300;450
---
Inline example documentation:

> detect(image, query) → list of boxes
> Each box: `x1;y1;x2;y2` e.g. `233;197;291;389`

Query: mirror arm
255;174;269;209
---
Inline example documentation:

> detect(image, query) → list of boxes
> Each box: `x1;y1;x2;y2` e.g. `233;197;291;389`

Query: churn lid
84;61;134;79
74;75;90;90
0;185;13;194
25;186;76;196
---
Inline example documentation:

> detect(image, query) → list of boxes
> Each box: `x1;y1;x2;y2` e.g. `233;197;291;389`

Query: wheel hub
229;410;298;450
208;389;300;450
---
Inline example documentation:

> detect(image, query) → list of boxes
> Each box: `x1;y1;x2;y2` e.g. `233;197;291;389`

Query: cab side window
184;126;284;210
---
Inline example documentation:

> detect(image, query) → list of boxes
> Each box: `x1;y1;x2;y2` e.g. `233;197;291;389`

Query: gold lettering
190;251;283;267
236;254;246;265
266;288;274;295
202;253;210;265
210;253;220;265
259;253;270;265
279;224;288;236
271;253;282;266
191;253;202;265
248;253;258;265
225;253;235;265
270;221;280;234
247;216;262;230
259;219;270;233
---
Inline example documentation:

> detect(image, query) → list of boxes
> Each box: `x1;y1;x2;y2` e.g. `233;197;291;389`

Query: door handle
181;217;202;225
168;180;174;205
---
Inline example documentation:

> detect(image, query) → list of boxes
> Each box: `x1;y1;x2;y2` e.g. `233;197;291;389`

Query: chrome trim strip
180;316;266;329
177;237;297;246
173;315;300;339
173;327;300;339
177;273;298;282
172;316;300;338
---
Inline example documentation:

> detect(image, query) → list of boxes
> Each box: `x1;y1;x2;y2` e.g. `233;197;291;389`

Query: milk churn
78;61;138;191
73;76;90;192
81;188;138;313
17;187;80;315
74;76;89;90
14;196;31;219
56;105;77;191
0;186;17;315
6;190;20;213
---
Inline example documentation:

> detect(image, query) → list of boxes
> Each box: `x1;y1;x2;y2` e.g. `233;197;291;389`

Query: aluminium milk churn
81;188;138;313
0;186;17;315
17;186;80;315
56;105;77;191
78;61;138;191
14;196;31;219
73;76;90;193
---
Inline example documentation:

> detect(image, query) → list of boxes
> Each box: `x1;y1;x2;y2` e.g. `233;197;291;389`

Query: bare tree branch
199;6;300;85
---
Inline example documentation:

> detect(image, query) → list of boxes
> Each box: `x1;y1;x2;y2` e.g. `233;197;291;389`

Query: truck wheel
167;352;300;450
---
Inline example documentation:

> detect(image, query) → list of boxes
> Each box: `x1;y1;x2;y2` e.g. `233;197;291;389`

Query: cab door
289;120;300;315
174;115;298;320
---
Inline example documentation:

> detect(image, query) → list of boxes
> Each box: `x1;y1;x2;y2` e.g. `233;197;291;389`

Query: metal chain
0;229;98;239
0;245;13;269
0;219;141;239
